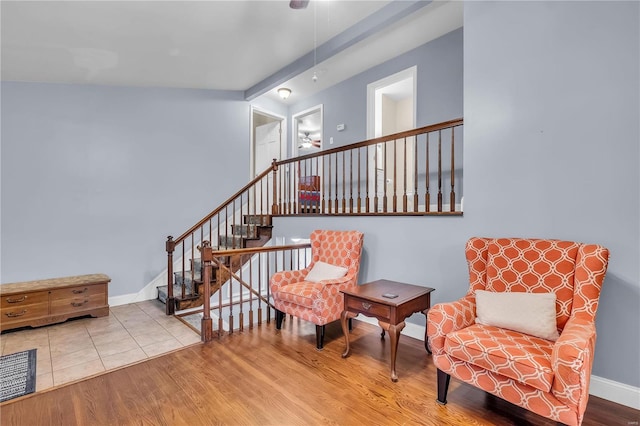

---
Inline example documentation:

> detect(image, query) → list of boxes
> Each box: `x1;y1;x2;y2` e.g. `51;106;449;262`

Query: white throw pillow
475;290;560;341
305;261;348;283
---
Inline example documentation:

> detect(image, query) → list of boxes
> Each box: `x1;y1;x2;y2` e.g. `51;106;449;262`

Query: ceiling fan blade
289;0;310;10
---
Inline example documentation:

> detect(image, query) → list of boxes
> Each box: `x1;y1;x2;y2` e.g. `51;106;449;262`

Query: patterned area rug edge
0;348;37;402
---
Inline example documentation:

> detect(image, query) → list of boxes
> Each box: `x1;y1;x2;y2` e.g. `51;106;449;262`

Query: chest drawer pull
71;300;88;307
362;302;372;310
72;288;88;294
6;310;27;318
6;296;27;303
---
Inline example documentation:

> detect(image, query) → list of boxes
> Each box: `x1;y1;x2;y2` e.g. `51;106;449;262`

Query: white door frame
366;66;417;139
250;105;287;180
366;66;418;211
291;104;323;158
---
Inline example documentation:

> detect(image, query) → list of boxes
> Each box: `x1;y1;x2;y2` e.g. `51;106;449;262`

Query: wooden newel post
271;159;279;215
199;240;214;342
165;236;175;316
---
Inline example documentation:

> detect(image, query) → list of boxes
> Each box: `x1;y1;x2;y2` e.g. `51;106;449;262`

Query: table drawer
50;284;107;315
1;302;49;322
345;297;390;319
1;291;49;309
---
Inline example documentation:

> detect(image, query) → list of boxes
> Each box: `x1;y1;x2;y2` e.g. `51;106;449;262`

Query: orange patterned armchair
427;237;609;426
270;230;364;350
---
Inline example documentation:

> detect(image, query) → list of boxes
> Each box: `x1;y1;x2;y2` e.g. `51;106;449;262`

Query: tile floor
0;300;201;393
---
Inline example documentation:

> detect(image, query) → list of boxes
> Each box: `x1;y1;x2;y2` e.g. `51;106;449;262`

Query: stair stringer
108;241;209;307
118;203;257;307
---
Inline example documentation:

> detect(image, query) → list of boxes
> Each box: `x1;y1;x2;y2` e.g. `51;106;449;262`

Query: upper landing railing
165;118;463;315
271;117;463;216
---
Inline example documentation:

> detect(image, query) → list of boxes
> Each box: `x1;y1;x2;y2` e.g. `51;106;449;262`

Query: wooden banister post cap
200;240;213;262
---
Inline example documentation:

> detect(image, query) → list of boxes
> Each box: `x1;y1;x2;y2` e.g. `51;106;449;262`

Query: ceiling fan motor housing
289;0;310;10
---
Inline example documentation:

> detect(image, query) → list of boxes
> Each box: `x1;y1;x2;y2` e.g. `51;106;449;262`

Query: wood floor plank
1;319;638;425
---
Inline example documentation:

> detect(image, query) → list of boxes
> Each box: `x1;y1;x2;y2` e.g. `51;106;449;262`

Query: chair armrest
427;295;476;354
269;269;309;292
551;317;597;410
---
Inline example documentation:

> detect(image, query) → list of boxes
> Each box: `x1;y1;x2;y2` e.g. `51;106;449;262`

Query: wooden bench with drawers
0;274;110;332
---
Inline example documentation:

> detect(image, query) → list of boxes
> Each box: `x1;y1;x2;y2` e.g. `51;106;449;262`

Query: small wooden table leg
379;320;406;382
423;308;431;354
341;310;357;358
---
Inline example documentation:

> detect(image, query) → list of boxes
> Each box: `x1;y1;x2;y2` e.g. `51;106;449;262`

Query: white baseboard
354;315;426;342
589;375;640;410
108;285;159;307
354;316;640;410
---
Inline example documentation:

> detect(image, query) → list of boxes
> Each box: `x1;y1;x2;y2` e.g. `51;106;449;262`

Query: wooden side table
340;279;435;382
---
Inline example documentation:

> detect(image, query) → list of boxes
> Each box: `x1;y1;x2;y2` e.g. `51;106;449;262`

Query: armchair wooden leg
436;369;451;405
315;325;325;350
275;310;284;330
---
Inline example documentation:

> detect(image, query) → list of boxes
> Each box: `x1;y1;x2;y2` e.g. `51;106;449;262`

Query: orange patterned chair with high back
270;230;364;350
427;237;609;426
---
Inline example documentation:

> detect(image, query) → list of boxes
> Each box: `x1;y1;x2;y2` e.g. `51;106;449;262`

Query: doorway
292;105;323;158
366;66;417;212
251;107;286;178
290;105;323;212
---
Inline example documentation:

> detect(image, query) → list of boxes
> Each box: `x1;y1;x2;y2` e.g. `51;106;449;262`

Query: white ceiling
1;1;462;103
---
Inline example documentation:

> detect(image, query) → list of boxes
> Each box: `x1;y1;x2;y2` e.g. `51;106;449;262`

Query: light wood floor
1;317;638;425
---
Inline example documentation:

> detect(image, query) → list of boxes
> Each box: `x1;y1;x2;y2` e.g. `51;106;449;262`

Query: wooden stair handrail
211;243;311;257
174;167;273;245
275;117;463;166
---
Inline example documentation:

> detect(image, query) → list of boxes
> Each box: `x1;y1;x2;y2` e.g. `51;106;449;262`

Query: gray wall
1;83;250;296
273;2;639;388
288;27;464;152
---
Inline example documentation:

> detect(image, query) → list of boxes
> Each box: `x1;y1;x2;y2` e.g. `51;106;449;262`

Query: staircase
157;214;272;311
160;119;464;339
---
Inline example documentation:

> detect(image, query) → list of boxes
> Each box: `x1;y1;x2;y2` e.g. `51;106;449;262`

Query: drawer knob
6;310;27;318
6;296;27;303
71;300;88;307
72;288;88;294
362;302;372;310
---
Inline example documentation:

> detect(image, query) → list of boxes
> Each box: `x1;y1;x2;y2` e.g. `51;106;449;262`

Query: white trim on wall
291;104;323;158
366;65;417;140
589;376;640;410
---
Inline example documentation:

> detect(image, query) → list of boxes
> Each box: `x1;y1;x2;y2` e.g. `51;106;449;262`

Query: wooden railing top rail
276;117;463;165
172;117;463;245
211;243;311;257
174;166;273;244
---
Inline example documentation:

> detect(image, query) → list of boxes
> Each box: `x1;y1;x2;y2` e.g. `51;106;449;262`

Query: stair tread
157;284;197;301
174;266;218;274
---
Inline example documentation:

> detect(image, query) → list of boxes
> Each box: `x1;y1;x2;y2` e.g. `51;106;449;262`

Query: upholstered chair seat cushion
445;324;555;392
272;281;324;309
